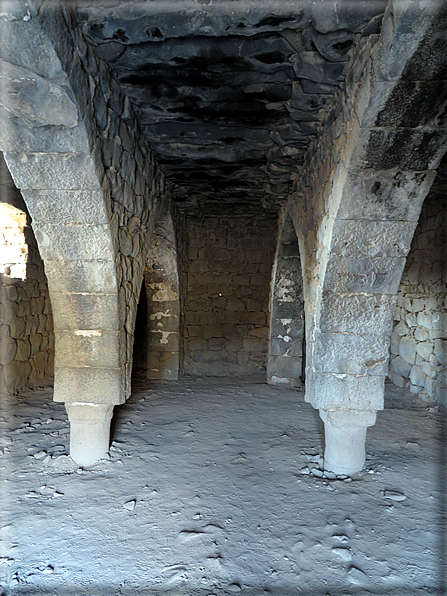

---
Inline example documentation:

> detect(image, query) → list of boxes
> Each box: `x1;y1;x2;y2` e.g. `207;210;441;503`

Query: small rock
227;583;241;592
123;499;136;511
383;490;406;502
300;467;310;475
311;468;324;478
323;470;336;480
332;547;352;561
336;474;348;480
347;566;366;584
42;565;54;574
33;450;47;459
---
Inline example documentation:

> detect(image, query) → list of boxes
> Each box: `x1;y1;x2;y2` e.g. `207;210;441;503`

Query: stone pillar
65;403;114;467
319;409;377;476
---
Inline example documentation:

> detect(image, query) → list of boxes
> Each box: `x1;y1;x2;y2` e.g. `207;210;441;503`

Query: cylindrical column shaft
320;409;377;476
65;403;114;467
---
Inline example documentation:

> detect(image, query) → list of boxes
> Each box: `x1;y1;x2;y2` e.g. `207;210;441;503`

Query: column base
320;409;377;476
65;403;114;467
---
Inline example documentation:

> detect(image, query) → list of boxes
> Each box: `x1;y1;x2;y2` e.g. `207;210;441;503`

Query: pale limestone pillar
65;403;114;467
319;409;377;476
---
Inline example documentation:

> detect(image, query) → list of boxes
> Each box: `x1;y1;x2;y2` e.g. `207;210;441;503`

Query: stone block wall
0;155;54;394
184;215;276;376
389;167;447;406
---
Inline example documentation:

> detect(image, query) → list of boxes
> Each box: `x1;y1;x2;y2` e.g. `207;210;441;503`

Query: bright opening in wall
0;202;28;280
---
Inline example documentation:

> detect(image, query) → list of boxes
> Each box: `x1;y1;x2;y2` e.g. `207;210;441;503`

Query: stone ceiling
75;0;387;217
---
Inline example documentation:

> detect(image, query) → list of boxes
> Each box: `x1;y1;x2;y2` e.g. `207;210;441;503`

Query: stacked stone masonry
0;5;177;408
0;155;54;394
268;213;305;386
185;215;276;377
389;165;447;406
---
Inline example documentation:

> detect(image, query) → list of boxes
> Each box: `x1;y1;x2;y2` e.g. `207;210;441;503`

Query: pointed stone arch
290;0;447;475
268;211;305;387
0;5;171;466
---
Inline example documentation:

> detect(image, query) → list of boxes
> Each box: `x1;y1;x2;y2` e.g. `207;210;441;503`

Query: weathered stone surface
416;342;433;360
410;365;426;388
307;372;384;410
314;332;389;376
50;292;119;331
21;190;109;224
4;153;101;191
32;223;114;262
147;351;179;381
399;336;416;365
338;170;436;222
44;260;118;294
54;329;126;368
0;59;78;128
0;18;64;79
324;256;406;295
320;293;395;335
391;356;411;378
0;336;17;365
53;365;127;405
434;340;447;366
331;220;415;258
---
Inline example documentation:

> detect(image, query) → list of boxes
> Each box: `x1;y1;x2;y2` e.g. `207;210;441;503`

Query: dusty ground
0;377;446;595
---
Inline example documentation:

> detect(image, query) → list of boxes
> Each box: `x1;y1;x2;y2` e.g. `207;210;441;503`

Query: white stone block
390;332;400;355
422;361;436;378
433;312;447;331
410;365;425;387
399;336;416;365
412;299;424;312
406;313;417;327
426;297;438;312
415;328;429;341
417;312;432;329
434;340;447;366
394;320;409;336
390;372;406;387
409;384;422;394
416;341;433;360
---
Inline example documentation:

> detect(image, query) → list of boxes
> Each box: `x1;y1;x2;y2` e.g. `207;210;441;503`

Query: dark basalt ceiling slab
75;0;386;217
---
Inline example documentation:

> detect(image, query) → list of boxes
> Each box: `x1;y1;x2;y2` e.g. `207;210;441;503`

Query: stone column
319;409;377;475
65;403;114;467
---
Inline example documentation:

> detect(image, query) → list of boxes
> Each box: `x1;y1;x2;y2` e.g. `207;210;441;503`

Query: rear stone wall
389;165;447;406
0;156;54;394
185;215;276;376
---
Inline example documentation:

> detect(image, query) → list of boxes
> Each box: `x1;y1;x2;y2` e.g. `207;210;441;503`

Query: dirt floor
0;376;446;595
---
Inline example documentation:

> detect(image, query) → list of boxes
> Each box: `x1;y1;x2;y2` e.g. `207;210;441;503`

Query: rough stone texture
184;215;276;376
0;6;178;406
0;154;53;395
268;212;305;386
73;0;386;217
135;211;182;381
389;166;447;406
287;0;447;417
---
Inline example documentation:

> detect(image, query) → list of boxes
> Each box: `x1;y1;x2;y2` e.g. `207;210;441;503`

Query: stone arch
3;149;123;465
0;4;175;466
144;210;181;381
267;211;305;386
290;0;447;475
